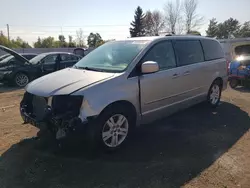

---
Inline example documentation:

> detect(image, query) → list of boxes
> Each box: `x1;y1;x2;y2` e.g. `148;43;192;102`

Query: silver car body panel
25;68;115;97
24;36;228;126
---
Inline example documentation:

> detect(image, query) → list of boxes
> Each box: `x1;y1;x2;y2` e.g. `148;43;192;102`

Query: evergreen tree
206;18;218;38
129;6;146;37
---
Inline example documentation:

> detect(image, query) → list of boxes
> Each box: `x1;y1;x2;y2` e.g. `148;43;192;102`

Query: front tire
87;105;134;152
14;72;29;87
207;80;222;108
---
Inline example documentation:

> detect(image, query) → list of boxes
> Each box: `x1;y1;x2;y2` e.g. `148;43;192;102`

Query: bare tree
75;28;85;47
145;10;165;36
164;0;182;34
183;0;204;33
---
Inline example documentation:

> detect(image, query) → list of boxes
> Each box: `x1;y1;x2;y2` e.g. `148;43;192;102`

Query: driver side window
43;54;58;64
142;41;176;70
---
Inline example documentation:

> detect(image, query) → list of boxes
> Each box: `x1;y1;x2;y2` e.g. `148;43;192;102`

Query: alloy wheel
209;84;220;105
15;73;29;87
102;114;129;148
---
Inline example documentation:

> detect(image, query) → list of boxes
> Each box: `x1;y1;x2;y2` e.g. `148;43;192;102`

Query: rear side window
174;40;204;66
201;40;224;60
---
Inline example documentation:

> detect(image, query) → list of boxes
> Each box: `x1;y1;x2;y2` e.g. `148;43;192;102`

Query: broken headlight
52;95;83;116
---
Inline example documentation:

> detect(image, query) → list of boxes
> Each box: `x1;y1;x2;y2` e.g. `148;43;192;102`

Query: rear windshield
235;45;250;56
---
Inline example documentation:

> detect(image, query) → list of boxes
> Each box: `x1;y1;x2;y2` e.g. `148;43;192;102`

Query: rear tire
229;78;238;89
207;80;222;108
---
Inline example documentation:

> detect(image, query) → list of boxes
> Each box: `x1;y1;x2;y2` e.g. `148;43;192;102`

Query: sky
0;0;249;45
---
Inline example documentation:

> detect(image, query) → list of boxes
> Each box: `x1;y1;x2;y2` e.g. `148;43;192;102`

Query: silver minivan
20;36;228;150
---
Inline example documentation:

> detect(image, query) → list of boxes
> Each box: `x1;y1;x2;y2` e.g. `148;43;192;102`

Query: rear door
172;40;206;98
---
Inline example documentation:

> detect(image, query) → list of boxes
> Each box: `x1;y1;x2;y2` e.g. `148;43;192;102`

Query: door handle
172;73;179;79
183;71;190;76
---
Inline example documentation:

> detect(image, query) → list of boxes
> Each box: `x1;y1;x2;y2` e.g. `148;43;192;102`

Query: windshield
74;40;148;72
29;53;46;64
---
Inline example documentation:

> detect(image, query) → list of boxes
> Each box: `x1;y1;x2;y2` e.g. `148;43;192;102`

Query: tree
145;10;165;36
11;37;31;48
87;33;104;47
164;0;182;34
239;21;250;38
129;6;146;37
217;18;241;39
0;32;10;47
68;35;76;47
58;35;67;47
206;18;218;37
76;29;86;47
183;0;204;33
41;37;55;48
34;37;42;48
187;30;201;35
34;36;56;48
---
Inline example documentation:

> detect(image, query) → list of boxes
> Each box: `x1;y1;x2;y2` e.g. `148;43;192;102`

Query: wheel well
15;71;29;78
214;77;223;88
100;100;137;122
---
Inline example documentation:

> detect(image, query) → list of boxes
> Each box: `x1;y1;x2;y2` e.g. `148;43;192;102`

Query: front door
139;41;185;122
42;54;60;75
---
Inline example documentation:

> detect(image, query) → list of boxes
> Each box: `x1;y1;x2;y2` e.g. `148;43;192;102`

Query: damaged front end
20;92;87;140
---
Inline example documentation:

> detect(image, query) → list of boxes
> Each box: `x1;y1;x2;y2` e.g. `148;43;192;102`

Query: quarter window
174;40;204;66
142;41;176;70
201;39;224;60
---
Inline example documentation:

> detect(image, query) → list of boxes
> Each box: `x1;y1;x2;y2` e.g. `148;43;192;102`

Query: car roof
19;53;38;55
118;35;217;42
40;52;76;56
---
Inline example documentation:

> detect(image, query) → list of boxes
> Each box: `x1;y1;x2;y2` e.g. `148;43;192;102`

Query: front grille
32;95;47;121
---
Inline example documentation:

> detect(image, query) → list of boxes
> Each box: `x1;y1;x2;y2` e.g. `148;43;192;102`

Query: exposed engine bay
20;92;85;139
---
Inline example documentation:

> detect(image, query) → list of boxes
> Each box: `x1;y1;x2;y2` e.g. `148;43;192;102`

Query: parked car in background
228;55;250;88
20;36;228;152
0;53;38;68
73;47;86;58
219;38;250;73
0;54;11;61
0;46;81;87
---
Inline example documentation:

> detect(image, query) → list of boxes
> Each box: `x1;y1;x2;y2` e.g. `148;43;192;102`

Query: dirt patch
0;87;250;188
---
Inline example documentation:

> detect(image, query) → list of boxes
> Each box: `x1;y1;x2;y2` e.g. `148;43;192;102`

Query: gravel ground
0;86;249;188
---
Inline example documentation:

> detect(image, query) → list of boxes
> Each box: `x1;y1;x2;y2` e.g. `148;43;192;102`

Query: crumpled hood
26;68;115;97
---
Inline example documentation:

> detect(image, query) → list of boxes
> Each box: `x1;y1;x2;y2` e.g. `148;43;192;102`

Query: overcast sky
0;0;249;44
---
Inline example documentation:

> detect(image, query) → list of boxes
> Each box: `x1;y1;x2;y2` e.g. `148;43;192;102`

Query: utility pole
6;24;10;42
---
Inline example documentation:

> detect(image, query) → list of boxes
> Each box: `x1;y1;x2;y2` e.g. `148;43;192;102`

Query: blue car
229;55;250;88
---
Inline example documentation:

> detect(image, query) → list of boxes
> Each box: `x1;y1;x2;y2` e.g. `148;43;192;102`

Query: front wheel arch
98;100;137;126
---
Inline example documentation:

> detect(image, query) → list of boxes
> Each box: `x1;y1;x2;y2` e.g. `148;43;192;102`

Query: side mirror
141;61;159;74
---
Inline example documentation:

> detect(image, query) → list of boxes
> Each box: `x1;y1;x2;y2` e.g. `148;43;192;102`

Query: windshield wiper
74;66;104;72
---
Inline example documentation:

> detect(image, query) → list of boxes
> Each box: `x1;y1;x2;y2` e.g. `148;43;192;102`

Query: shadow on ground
0;84;21;93
234;86;250;93
0;102;249;188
